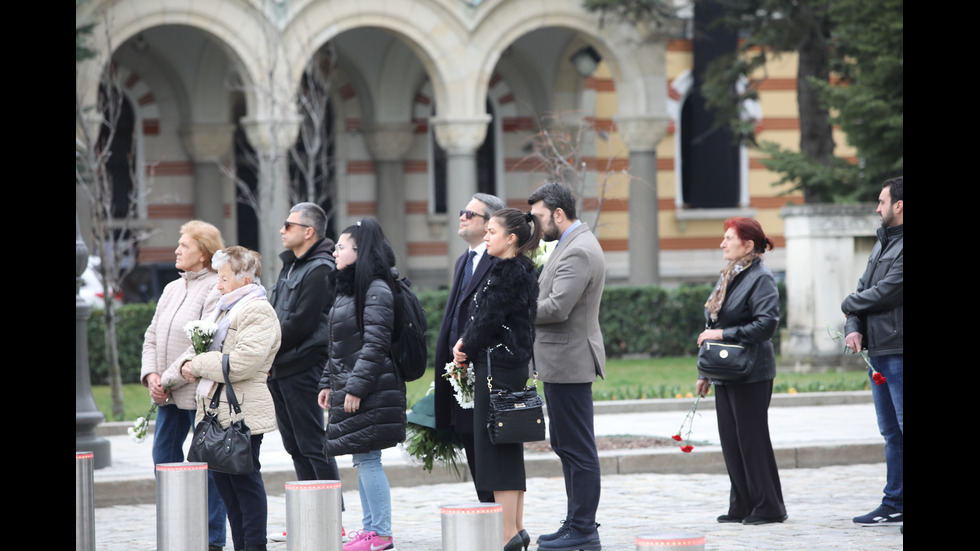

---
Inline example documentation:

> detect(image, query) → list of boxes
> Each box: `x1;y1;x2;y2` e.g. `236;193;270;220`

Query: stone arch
283;0;472;119
77;0;280;124
468;3;669;122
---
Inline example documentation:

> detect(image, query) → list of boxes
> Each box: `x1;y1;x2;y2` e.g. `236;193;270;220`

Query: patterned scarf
704;252;760;323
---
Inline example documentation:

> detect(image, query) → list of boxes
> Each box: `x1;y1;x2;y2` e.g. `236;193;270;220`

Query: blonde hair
212;246;262;281
179;220;225;270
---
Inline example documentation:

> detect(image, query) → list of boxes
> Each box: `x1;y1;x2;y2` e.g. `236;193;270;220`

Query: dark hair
882;176;903;202
340;218;396;333
724;217;774;254
527;182;578;220
472;193;506;217
492;208;543;257
291;202;328;239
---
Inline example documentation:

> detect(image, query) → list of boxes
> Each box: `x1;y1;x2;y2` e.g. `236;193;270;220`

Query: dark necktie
460;250;477;290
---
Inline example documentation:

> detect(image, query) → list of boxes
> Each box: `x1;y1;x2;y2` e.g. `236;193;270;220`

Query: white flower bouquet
532;240;557;269
128;415;150;443
443;361;476;409
184;320;219;355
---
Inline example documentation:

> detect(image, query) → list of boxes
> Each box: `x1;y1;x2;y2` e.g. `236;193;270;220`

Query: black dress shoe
743;514;788;525
717;514;743;523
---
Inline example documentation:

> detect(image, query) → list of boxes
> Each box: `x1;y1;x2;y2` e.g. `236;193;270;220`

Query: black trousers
543;381;601;531
714;380;786;519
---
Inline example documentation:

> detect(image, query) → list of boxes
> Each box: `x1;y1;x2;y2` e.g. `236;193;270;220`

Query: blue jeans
153;404;228;546
870;355;903;511
352;450;392;536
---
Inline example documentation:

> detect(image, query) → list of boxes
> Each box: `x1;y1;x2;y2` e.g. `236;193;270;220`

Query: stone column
180;124;236;241
364;123;415;272
781;204;878;368
431;116;491;280
614;116;670;286
240;116;301;284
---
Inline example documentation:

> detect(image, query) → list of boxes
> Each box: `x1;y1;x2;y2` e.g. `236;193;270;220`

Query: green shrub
88;282;788;382
87;303;156;384
598;281;787;359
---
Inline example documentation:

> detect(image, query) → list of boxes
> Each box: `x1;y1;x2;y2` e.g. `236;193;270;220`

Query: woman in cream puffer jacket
173;246;281;551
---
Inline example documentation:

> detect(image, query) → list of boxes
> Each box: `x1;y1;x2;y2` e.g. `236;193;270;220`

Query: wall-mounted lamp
569;45;601;78
133;34;148;52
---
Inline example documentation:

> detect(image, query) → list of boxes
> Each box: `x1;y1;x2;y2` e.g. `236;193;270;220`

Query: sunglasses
459;210;489;221
283;220;312;231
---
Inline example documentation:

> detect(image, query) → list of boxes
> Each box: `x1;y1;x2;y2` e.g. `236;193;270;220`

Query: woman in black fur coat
453;208;541;551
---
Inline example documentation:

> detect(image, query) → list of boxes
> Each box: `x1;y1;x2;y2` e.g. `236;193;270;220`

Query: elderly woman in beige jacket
171;246;281;551
140;220;227;549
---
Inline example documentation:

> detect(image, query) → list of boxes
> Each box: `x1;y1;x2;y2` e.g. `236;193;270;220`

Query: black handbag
697;339;755;381
187;354;254;474
486;350;546;445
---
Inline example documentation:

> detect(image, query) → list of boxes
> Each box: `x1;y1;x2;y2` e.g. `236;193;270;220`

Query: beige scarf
704;252;761;323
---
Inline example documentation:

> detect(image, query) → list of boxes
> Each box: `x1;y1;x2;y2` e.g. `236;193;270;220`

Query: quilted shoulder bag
486;350;546;445
697;339;755;381
187;353;254;474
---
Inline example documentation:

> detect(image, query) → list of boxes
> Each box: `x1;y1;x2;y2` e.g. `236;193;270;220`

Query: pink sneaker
342;531;394;551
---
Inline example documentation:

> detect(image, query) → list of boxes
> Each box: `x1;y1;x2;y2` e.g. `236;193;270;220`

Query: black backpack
390;277;428;381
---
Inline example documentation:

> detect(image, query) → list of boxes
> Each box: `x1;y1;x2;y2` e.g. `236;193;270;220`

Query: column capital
431;115;492;154
179;124;237;163
363;123;415;162
240;116;302;156
613;115;670;152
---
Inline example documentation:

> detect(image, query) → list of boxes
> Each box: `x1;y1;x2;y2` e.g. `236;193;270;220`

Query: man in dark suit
434;192;506;503
529;183;605;551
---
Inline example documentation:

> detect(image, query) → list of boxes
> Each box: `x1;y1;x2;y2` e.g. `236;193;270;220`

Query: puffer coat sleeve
323;279;407;455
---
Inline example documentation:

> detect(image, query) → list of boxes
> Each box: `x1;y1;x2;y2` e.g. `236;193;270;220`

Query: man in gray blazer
529;183;605;551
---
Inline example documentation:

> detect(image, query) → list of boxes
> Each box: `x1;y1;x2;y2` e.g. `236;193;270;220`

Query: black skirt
472;355;529;492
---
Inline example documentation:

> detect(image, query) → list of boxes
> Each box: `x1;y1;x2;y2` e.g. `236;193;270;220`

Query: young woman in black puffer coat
453;208;541;551
317;219;405;551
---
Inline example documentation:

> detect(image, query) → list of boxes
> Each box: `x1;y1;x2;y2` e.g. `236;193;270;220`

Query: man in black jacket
268;202;341;487
433;192;505;503
842;177;903;527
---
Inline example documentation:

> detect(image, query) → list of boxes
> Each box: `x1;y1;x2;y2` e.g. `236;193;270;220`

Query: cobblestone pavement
93;463;902;550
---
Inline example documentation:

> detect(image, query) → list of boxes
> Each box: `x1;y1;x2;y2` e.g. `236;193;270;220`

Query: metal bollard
285;480;343;551
441;503;503;551
635;533;706;550
76;452;95;551
156;462;209;551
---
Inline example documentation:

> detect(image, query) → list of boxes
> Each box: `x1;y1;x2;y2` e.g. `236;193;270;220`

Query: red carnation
671;434;683;442
872;372;887;385
680;445;694;453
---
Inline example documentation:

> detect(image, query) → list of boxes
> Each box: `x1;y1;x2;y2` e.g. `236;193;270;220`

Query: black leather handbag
697;339;755;381
486;350;546;445
187;354;253;474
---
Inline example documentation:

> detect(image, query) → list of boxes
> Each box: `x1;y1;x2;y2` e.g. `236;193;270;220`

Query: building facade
77;0;839;290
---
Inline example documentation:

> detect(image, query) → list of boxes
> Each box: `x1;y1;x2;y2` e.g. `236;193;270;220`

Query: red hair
724;217;774;253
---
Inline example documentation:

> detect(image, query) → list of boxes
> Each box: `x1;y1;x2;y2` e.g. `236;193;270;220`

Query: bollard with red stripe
441;503;503;551
636;532;706;550
156;462;209;551
285;480;343;551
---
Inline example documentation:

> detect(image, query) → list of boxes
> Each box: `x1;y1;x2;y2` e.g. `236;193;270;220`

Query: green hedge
87;302;156;384
88;282;786;383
